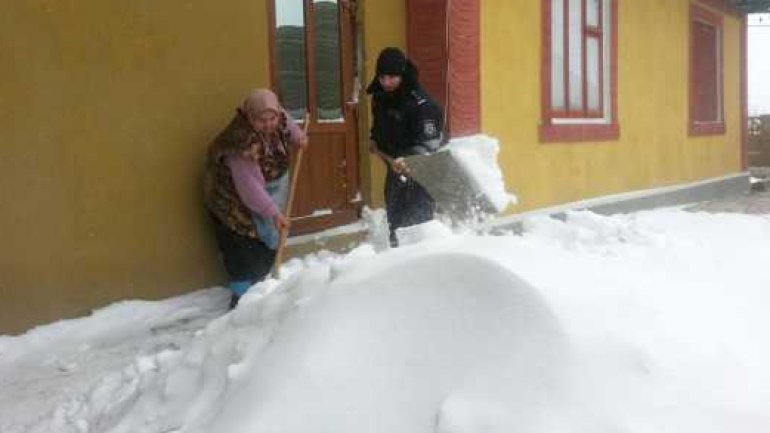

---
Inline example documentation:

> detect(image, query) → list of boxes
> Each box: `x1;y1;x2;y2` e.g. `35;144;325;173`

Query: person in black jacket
367;47;444;246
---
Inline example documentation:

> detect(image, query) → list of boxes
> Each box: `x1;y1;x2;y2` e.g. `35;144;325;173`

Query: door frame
266;0;362;235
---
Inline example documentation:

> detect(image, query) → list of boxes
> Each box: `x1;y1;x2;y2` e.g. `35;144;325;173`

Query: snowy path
0;289;229;433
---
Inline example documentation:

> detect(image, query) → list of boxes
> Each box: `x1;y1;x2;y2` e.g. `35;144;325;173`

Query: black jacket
367;64;444;159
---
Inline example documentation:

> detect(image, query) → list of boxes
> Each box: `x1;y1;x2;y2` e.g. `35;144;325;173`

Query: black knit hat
376;47;407;76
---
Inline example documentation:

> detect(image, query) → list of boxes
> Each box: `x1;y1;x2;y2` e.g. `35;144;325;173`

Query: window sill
539;123;620;143
689;122;725;136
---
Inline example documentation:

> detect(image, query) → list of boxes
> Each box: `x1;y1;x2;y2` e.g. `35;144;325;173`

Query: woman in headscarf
204;89;307;307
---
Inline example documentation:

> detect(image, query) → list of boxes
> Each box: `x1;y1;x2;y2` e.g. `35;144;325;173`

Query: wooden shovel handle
273;114;310;276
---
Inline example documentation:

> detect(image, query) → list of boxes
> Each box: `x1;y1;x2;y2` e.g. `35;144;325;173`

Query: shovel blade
404;151;498;219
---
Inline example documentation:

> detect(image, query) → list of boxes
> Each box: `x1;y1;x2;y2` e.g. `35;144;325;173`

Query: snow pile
46;241;567;433
0;290;228;433
395;218;455;246
3;208;770;433
445;135;517;213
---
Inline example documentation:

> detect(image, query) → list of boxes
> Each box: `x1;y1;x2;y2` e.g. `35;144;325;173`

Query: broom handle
273;114;310;276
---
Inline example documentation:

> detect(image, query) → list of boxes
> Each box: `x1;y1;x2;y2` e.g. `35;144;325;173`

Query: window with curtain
541;0;619;142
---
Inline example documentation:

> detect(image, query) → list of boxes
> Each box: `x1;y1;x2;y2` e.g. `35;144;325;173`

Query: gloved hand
390;157;409;175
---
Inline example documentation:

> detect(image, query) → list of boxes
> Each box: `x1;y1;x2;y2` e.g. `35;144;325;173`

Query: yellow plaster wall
0;0;271;333
481;0;744;212
358;0;407;208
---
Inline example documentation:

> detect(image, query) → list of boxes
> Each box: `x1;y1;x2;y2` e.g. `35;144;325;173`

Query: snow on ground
2;207;770;433
0;290;229;433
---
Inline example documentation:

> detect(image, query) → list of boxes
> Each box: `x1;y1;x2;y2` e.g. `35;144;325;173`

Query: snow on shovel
381;135;516;220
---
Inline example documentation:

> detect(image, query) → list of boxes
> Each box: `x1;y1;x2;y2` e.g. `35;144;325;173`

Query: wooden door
269;0;361;235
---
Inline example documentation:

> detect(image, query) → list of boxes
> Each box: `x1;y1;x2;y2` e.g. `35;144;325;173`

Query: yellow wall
481;0;744;212
358;0;407;208
0;0;271;333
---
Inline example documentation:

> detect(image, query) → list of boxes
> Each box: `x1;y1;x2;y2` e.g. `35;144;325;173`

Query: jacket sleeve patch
422;119;439;139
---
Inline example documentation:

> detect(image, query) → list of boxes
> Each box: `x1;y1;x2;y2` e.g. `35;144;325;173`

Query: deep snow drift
2;208;770;433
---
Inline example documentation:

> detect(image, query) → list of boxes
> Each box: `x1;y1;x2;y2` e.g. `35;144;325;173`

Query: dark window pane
693;21;719;122
314;0;343;121
276;0;308;120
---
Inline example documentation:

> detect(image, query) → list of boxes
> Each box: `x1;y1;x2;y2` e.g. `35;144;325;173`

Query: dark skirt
210;214;276;283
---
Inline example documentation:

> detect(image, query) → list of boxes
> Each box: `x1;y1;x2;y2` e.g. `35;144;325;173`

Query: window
689;4;724;136
271;0;344;122
273;0;308;120
541;0;619;142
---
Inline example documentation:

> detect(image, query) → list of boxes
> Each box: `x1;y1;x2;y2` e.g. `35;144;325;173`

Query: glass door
270;0;361;234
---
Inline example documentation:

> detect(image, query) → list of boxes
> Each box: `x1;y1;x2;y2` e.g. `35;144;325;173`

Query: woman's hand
296;133;309;150
295;113;310;150
273;213;291;233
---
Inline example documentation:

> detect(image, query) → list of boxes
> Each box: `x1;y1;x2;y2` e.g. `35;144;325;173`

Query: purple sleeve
225;155;280;218
285;111;307;147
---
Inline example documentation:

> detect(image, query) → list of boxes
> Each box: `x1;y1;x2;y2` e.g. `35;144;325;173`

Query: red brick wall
407;0;480;137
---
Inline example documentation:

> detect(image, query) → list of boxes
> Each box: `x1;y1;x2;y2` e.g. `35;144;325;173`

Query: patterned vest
204;110;290;238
